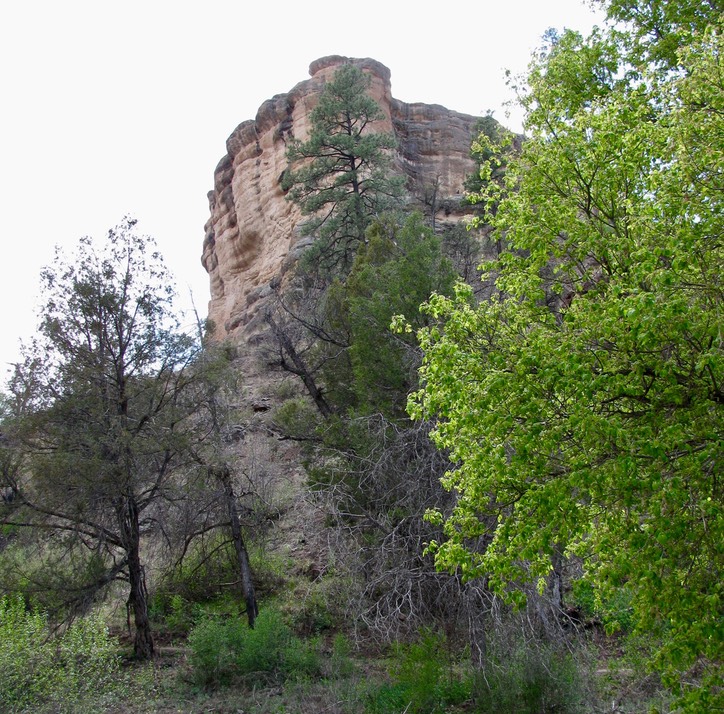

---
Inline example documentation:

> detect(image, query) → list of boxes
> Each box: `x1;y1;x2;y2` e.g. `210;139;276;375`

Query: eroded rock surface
202;55;481;339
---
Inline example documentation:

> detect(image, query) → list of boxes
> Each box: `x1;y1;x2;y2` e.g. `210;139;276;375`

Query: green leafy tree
0;595;121;712
283;63;404;276
463;114;518;206
408;5;723;709
1;219;199;659
603;0;719;67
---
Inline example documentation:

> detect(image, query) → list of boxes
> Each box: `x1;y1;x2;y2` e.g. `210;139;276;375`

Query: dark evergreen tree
283;63;404;276
2;219;199;659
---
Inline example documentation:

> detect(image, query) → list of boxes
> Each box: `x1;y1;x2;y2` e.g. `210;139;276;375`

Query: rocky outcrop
202;56;481;339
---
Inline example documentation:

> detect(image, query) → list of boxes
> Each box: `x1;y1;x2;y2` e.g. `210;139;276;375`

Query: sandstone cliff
202;55;481;339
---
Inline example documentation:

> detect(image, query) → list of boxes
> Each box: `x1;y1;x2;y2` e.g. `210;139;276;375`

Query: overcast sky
0;0;605;375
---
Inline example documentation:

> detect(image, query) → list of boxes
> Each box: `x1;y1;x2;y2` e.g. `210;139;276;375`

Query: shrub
571;578;635;634
188;607;321;687
156;536;239;605
248;545;290;598
329;632;355;679
147;592;200;637
153;538;289;623
474;640;586;714
0;595;121;713
367;629;472;714
284;582;335;636
187;614;241;686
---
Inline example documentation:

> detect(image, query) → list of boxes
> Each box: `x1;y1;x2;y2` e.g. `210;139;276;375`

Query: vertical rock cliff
202;56;481;339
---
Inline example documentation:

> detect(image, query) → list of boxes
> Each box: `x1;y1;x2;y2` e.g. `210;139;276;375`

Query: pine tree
283;63;404;276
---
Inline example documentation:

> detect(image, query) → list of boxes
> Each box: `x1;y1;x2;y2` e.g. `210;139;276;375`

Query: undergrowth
0;595;123;713
187;607;322;687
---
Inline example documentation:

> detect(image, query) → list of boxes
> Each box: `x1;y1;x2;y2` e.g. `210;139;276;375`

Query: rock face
202;56;481;339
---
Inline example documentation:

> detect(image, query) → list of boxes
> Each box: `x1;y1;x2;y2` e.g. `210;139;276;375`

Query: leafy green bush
474;640;586;714
329;632;355;679
0;595;121;713
247;545;290;598
148;592;199;636
156;536;240;605
366;629;589;714
272;398;321;440
153;538;289;623
188;607;321;687
366;682;411;714
283;583;335;636
367;630;472;714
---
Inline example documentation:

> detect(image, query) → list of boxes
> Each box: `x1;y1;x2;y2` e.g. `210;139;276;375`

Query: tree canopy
408;4;723;708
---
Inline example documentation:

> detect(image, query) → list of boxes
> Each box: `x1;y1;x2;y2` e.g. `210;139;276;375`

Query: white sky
0;0;604;376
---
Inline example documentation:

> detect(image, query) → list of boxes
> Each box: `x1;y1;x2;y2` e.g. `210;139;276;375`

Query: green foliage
2;218;203;658
248;546;292;598
391;630;470;713
365;630;472;714
156;536;239;606
602;0;717;68
474;641;586;714
329;632;355;679
0;537;119;618
0;595;121;713
154;538;288;623
188;608;321;687
147;592;199;637
273;571;354;640
283;583;335;636
272;397;322;441
571;579;635;635
283;63;404;275
316;213;457;418
410;4;723;708
464;114;518;208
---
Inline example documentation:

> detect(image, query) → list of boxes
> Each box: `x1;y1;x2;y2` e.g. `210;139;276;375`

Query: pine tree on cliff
282;63;404;276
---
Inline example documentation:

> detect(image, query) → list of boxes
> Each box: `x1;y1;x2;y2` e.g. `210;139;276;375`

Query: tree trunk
217;465;258;628
266;314;333;418
120;496;154;659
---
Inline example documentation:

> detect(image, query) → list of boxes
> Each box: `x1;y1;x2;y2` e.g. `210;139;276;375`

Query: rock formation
202;55;481;340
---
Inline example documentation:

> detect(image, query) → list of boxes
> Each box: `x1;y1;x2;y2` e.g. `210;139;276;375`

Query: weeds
188;607;321;687
0;595;122;713
366;629;473;713
474;638;587;714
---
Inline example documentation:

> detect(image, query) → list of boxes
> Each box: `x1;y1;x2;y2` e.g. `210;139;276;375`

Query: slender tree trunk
120;495;154;659
266;314;333;418
192;309;260;629
350;162;367;247
216;465;258;627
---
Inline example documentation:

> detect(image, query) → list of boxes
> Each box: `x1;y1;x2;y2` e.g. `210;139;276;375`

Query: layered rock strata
202;55;481;339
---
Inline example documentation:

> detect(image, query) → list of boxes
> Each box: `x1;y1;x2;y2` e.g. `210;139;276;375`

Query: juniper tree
2;219;199;659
